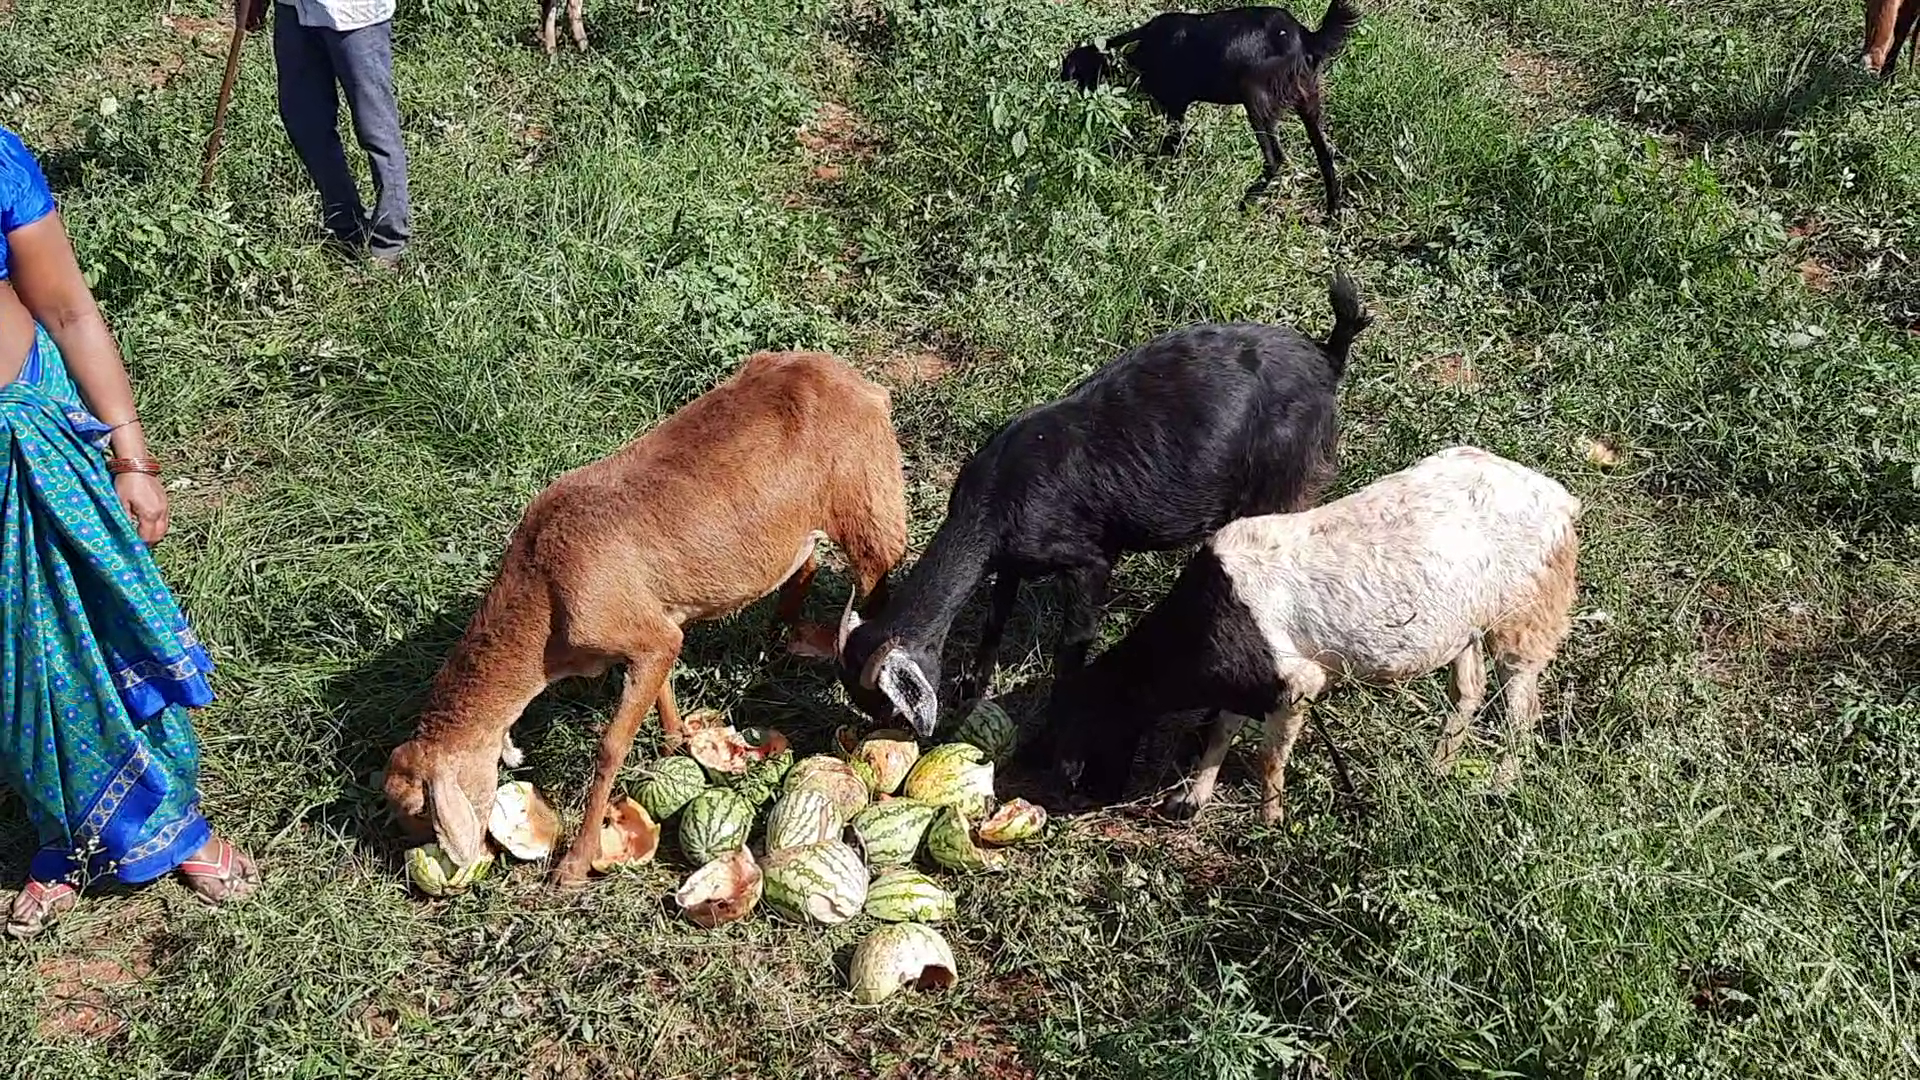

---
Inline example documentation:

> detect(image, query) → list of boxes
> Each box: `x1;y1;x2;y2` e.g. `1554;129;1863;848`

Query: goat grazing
837;274;1371;742
540;0;646;54
1864;0;1919;75
383;351;907;887
1060;1;1363;213
1052;446;1581;822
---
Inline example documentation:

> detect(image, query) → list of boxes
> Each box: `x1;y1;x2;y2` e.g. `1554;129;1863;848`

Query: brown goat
383;351;908;887
1865;0;1919;74
541;0;645;54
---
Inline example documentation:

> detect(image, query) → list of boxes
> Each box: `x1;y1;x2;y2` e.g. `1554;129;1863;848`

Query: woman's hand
114;471;170;545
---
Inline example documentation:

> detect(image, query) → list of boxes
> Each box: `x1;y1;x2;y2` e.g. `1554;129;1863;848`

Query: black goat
836;274;1372;742
1061;1;1362;213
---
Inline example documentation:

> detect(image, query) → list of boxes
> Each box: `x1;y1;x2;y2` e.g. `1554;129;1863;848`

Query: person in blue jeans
248;0;412;265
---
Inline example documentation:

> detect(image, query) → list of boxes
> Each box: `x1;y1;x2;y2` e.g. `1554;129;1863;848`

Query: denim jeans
272;7;412;257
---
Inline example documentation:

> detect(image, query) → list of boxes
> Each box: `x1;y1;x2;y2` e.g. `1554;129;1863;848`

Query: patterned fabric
0;125;58;282
0;327;216;886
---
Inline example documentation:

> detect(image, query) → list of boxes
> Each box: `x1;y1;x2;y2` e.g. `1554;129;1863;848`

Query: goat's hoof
549;862;591;890
1161;791;1203;821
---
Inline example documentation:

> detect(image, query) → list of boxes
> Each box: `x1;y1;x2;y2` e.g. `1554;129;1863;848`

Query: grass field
1;0;1917;1074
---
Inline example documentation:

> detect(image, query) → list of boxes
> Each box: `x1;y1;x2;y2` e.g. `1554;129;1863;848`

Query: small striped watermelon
636;756;708;821
926;805;1004;872
951;699;1017;764
851;798;938;867
903;742;995;816
679;788;754;866
785;755;871;818
864;869;955;922
762;839;869;925
763;788;844;852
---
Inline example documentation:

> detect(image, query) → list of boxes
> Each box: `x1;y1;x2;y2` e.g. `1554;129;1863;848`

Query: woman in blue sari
1;125;258;938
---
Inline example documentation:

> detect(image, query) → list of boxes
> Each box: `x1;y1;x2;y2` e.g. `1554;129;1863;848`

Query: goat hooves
549;859;593;890
1160;791;1204;821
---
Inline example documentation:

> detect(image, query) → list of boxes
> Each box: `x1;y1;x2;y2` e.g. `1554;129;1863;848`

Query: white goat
1052;445;1580;822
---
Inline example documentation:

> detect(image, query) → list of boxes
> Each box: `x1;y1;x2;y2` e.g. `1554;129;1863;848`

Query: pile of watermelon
458;700;1046;1006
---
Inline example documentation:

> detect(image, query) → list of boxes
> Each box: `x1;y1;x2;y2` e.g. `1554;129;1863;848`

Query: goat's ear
837;595;864;658
425;766;489;867
877;651;939;738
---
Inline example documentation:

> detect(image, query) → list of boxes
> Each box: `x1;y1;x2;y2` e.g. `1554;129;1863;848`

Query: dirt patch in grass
36;951;154;1042
161;14;232;44
798;101;881;170
1419;353;1480;388
1498;46;1592;122
875;347;958;386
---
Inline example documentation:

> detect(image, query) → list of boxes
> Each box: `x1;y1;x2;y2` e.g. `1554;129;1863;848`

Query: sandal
6;880;79;940
176;837;260;907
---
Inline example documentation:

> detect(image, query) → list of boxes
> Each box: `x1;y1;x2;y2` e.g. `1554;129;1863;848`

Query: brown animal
1864;0;1920;74
383;351;908;887
541;0;644;54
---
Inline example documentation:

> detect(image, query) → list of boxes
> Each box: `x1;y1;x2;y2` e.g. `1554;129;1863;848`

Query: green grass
1;0;1917;1075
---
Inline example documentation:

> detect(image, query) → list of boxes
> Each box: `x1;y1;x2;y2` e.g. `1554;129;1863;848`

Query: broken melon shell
592;797;662;872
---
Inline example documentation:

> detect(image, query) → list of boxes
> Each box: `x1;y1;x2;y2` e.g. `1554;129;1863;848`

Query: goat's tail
1306;0;1362;65
1320;270;1371;379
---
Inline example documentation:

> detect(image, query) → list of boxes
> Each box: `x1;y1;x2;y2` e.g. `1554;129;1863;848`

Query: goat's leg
1158;105;1191;157
1239;96;1287;209
567;0;588;51
1490;659;1546;794
1053;559;1113;677
552;646;681;887
1164;710;1244;819
960;572;1021;702
775;553;839;660
1866;0;1904;71
1256;696;1312;825
656;674;684;750
1299;100;1341;215
1431;637;1486;773
541;0;559;55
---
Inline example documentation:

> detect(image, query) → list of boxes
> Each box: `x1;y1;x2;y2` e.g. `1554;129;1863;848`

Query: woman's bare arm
8;210;170;541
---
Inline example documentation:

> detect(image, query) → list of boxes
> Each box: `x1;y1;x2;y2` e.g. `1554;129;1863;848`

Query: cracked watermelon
761;839;869;925
850;923;957;1004
864;869;955;922
764;788;844;852
926;805;1004;872
951;699;1017;764
637;756;708;821
851;798;938;867
784;755;871;818
903;742;995;816
679;788;754;866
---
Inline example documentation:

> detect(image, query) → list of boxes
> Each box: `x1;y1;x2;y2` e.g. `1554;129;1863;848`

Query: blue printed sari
1;325;216;886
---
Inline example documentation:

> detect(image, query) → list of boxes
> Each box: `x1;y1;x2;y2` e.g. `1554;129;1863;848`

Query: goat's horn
837;594;864;656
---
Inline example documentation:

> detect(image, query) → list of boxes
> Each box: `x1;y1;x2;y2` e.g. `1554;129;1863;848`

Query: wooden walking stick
198;0;256;195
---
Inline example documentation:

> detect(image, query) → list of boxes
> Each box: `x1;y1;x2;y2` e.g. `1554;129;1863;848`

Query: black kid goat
1061;1;1362;213
836;275;1371;743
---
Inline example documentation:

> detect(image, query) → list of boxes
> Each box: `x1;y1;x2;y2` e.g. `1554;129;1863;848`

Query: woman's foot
6;880;79;940
177;837;260;906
